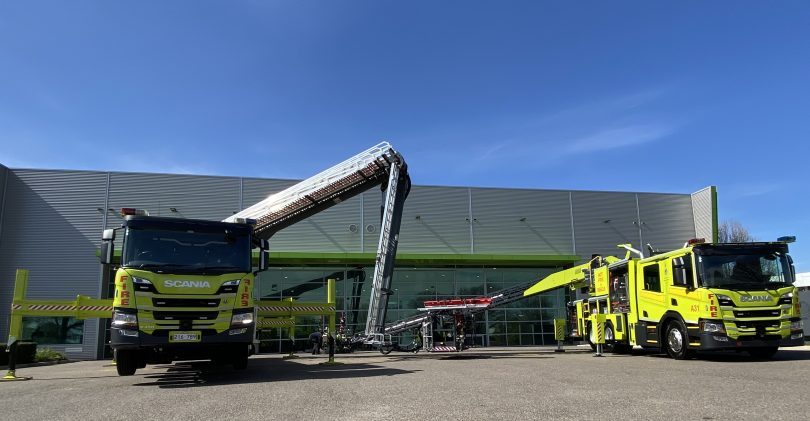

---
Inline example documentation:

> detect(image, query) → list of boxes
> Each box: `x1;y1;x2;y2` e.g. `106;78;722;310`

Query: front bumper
699;331;804;350
111;326;254;350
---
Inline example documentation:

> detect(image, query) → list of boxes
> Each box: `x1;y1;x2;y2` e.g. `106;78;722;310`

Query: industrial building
0;163;716;359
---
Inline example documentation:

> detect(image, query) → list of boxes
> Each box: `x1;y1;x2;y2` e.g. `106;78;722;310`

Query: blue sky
1;1;809;270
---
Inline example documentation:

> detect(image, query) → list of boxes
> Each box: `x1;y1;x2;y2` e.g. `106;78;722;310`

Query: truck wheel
115;349;138;376
664;320;693;360
748;346;778;360
586;323;596;351
604;323;615;353
233;345;249;370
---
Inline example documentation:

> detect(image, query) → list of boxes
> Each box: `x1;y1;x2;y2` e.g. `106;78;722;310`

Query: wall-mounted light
169;207;178;213
415;215;421;220
519;217;526;222
348;224;358;233
603;219;611;224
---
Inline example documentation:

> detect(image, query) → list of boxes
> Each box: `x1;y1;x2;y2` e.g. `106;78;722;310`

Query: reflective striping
79;306;114;312
258;306;336;312
27;304;76;311
429;346;457;352
11;304;22;310
258;319;295;327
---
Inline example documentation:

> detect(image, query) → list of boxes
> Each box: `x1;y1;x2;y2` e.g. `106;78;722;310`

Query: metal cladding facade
0;164;713;359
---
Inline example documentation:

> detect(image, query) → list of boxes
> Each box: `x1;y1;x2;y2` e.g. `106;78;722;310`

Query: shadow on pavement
634;347;810;362
131;358;418;389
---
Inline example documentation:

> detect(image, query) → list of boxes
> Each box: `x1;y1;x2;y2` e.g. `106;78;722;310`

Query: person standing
309;330;323;355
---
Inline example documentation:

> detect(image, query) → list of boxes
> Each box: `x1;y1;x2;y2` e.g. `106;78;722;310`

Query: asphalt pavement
2;345;809;420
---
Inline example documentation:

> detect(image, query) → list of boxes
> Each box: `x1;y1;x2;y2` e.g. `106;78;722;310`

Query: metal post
327;278;336;338
319;279;342;365
283;298;298;360
3;270;32;381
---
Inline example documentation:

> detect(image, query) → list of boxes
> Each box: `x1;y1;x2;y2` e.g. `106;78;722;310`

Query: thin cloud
563;124;674;154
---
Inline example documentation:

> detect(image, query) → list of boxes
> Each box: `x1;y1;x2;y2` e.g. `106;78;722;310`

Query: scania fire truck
524;239;804;359
100;143;410;375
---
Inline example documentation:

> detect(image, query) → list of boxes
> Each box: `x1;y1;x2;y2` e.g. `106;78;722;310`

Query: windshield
696;251;793;289
122;226;251;274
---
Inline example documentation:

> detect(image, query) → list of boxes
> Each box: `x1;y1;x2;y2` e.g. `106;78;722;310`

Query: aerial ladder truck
97;142;410;375
523;239;804;359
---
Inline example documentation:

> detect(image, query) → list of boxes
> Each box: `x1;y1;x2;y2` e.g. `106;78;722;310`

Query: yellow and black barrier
553;318;566;353
593;314;606;357
3;269;113;381
5;270;338;377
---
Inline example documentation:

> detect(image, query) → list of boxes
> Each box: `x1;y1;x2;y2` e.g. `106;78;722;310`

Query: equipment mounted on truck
523;238;804;359
100;142;410;375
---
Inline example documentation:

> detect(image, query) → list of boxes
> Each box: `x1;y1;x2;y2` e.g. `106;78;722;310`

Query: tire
232;345;249;370
603;323;615;353
748;346;778;360
664;320;693;360
586;323;596;351
379;343;394;355
115;349;138;376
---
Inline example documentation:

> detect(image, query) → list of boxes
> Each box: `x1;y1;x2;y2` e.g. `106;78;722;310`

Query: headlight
131;277;155;292
231;312;254;325
701;320;726;333
790;320;803;330
112;311;138;328
218;279;241;294
779;292;794;305
715;294;734;306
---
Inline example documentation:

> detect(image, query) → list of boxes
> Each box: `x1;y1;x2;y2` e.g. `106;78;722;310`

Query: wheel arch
658;311;688;348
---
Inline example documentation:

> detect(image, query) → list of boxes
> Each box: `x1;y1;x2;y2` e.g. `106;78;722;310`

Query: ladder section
363;161;410;343
384;312;430;335
225;142;403;239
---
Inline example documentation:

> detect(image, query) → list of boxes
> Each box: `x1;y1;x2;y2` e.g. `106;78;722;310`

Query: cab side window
671;255;694;287
643;264;661;292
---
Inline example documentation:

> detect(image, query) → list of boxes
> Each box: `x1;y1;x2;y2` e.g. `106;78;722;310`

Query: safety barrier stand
319;279;342;366
593;314;605;357
553;318;566;353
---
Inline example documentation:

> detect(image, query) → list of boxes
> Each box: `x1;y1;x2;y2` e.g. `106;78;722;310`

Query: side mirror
258;250;269;272
100;241;114;265
102;229;116;241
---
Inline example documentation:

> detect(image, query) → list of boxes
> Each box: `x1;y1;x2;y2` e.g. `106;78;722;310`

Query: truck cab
100;210;268;375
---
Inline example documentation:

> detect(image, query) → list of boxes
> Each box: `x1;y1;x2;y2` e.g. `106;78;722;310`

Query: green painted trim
97;249;580;267
711;185;719;243
262;251;581;267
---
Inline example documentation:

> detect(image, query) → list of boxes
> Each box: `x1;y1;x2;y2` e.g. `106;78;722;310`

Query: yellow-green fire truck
524;239;804;359
100;143;410;375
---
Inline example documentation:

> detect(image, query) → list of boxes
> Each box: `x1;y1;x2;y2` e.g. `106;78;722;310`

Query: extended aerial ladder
225;141;411;347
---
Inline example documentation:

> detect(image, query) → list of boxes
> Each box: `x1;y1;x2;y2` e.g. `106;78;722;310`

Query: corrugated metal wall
0;165;703;359
0;169;107;360
471;188;573;255
394;186;472;254
638;193;698;252
571;191;641;259
691;187;716;241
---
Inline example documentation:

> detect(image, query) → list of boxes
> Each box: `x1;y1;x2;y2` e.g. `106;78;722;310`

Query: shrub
35;348;66;362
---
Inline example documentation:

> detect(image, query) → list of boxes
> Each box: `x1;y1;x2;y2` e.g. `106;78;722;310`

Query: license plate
169;331;201;343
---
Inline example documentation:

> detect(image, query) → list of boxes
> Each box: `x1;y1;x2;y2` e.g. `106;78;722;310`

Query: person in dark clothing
309;330;323;355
